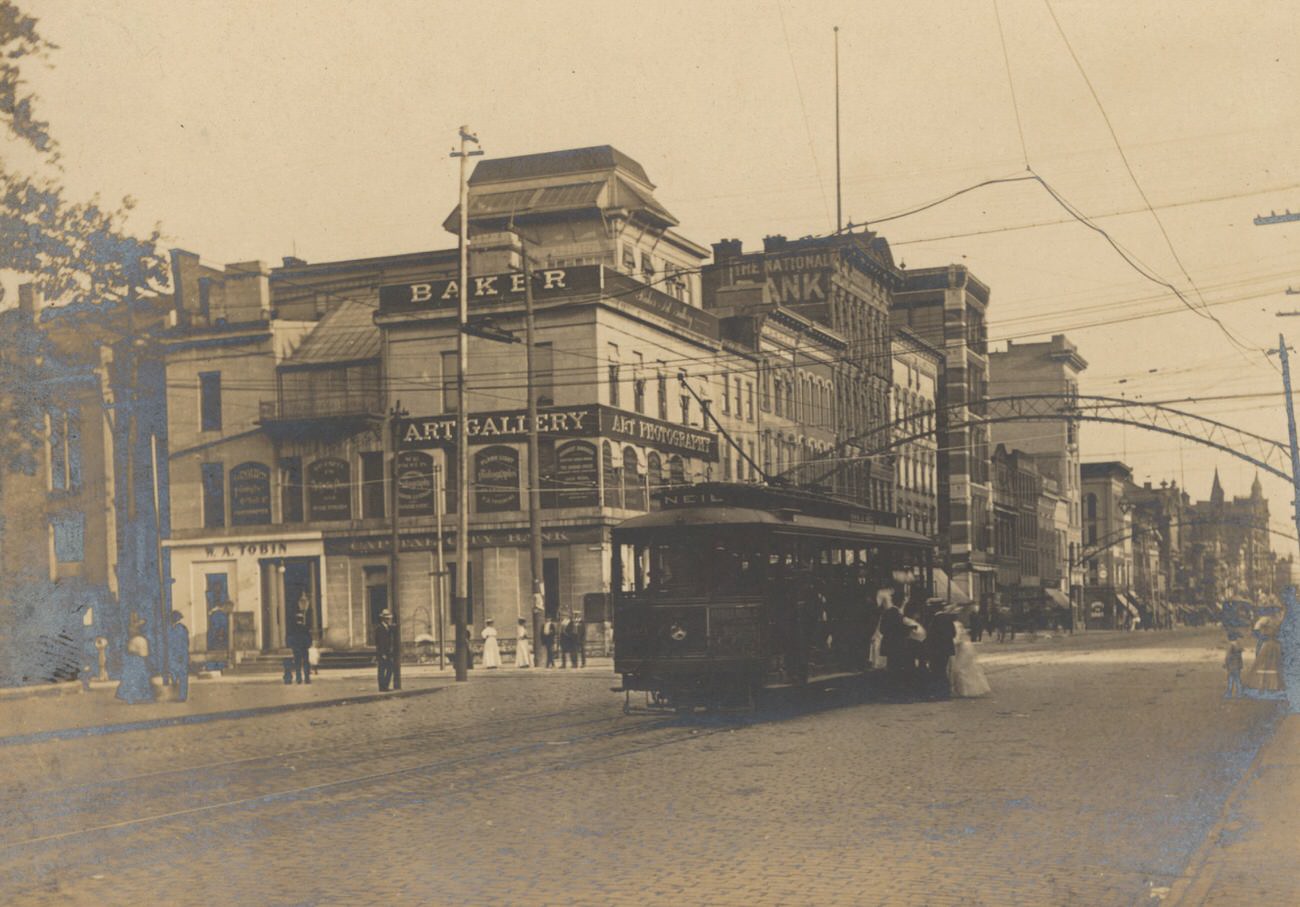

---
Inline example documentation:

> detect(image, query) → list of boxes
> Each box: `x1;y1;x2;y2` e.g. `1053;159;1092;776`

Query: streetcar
611;482;936;711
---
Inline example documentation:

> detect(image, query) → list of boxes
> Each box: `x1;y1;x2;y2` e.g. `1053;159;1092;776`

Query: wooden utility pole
521;237;547;649
450;127;482;682
388;400;406;690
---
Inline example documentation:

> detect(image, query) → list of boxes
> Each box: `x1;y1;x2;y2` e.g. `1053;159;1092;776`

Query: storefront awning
1116;593;1140;618
933;569;974;605
1045;588;1071;610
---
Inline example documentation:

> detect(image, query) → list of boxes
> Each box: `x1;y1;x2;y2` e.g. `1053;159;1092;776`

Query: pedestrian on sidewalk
375;609;399;692
560;614;578;668
115;616;155;704
288;612;312;685
1223;632;1245;699
481;619;501;669
1246;613;1284;695
166;610;191;702
514;618;533;668
542;618;557;668
574;614;587;668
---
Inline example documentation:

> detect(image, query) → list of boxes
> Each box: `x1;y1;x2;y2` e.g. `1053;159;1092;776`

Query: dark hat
170;609;184;622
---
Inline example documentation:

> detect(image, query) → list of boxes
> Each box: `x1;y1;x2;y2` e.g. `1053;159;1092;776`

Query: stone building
891;328;941;538
1081;461;1138;629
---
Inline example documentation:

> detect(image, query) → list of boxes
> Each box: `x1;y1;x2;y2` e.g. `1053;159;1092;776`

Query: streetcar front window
637;532;766;596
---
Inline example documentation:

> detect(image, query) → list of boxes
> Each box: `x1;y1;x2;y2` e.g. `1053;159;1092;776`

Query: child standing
1224;632;1245;699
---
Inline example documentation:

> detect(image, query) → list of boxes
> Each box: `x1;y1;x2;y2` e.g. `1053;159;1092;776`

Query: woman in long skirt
949;621;991;698
514;618;533;668
481;619;502;669
115;630;156;704
1246;614;1284;693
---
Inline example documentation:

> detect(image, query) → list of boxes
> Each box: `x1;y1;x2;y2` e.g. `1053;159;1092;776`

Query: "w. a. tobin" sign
378;265;603;311
397;403;718;461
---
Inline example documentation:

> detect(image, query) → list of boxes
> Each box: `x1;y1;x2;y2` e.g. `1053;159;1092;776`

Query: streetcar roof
613;506;934;547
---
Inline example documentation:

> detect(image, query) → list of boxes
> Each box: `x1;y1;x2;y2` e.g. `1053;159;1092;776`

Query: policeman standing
375;609;400;691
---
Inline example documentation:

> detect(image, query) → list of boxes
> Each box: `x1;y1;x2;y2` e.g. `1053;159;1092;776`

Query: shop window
602;441;622;508
201;462;225;528
199;371;222;432
623;447;645;511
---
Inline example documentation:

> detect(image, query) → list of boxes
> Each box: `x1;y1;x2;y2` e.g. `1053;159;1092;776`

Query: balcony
258;366;384;439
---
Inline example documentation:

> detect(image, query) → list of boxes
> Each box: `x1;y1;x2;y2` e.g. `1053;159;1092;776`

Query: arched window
602;441;622;508
623;446;646;511
668;455;686;487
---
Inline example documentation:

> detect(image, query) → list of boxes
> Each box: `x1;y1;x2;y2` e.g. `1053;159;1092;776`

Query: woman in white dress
514;618;533;668
481;619;501;668
949;620;991;697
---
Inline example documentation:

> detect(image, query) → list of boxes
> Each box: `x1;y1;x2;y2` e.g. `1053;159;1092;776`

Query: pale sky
13;0;1300;550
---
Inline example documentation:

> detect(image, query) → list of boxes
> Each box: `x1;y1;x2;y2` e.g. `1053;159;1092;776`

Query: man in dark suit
926;603;959;698
166;610;191;702
375;609;399;691
877;592;910;680
288;612;312;685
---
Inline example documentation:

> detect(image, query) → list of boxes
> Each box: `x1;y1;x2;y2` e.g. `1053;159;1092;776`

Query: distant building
891;328;941;538
1081;461;1138;629
893;266;995;609
988;334;1087;621
1184;471;1274;605
703;231;902;509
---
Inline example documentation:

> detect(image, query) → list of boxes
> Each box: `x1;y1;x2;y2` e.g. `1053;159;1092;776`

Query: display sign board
306;458;352;521
397;403;717;461
554;440;599;508
395;450;435;516
713;249;837;306
474;445;520;512
379;265;603;312
229;462;272;526
323;525;603;556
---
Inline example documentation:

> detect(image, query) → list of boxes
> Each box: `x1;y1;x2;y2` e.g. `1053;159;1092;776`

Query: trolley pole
450;126;482;683
521;236;547;650
1270;334;1300;551
388;400;406;690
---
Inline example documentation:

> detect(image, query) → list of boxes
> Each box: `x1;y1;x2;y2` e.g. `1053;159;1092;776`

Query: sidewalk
0;657;616;747
1166;709;1300;906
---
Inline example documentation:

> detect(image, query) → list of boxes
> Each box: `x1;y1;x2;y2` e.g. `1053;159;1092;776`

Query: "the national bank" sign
397;403;718;461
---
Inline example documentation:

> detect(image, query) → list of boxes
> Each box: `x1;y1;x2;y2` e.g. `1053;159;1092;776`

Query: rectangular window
361;451;386;519
632;353;645;414
722;451;732;480
441;351;459;413
721;371;730;414
534;341;554;407
607;343;620;407
201;462;225;528
51;512;85;563
657;373;668;420
47;408;82;492
747;382;755;422
199;371;222;432
747;441;757;479
735;377;744;421
281;457;304;523
680;395;691;426
621;244;636;272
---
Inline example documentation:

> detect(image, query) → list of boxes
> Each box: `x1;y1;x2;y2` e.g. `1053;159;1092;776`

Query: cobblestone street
0;628;1288;906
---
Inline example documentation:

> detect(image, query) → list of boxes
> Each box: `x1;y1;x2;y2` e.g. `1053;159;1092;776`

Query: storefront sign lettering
474;445;521;513
203;541;290;558
229;462;272;526
378;265;602;311
395;450;435;516
323;526;600;556
553;440;598;508
398;404;717;461
307;458;352;521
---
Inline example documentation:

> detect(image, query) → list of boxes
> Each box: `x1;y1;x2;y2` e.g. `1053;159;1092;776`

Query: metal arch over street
785;393;1294;487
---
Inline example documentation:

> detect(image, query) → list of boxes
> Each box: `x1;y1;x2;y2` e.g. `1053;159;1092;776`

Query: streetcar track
0;700;621;803
0;714;685;851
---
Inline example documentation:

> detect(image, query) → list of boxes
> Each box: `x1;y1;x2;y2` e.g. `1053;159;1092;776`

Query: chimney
763;234;787;252
17;283;42;319
712;238;743;261
169;249;201;319
219;261;271;323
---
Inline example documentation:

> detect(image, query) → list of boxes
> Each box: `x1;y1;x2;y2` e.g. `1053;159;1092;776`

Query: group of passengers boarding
873;590;990;699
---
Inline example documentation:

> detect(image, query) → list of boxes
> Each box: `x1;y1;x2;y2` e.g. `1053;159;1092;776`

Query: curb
1162;707;1292;906
0;683;448;749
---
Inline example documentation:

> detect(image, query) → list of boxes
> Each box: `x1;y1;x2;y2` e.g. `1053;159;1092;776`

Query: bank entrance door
260;557;320;651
